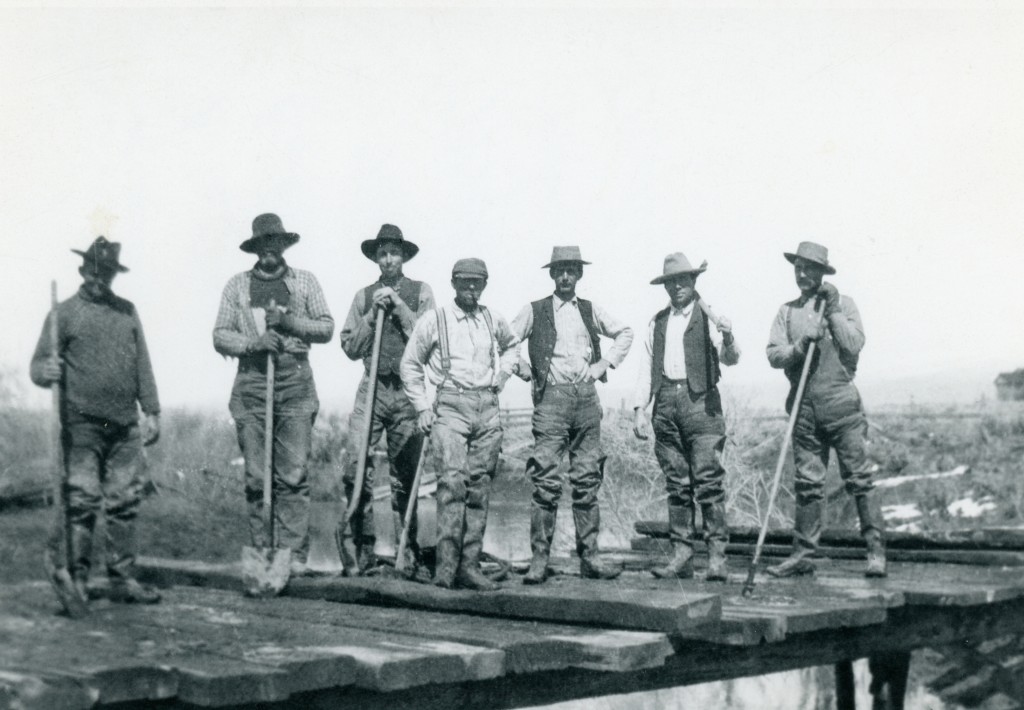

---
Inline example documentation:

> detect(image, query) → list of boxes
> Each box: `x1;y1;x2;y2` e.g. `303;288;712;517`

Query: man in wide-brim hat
338;224;434;576
766;241;885;579
509;246;633;584
632;252;740;582
30;236;163;607
400;257;519;591
213;213;335;576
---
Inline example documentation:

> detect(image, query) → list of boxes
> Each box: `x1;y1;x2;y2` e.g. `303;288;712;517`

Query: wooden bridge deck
4;547;1024;710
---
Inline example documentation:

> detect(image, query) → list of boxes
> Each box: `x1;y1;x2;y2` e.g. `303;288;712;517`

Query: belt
439;384;496;394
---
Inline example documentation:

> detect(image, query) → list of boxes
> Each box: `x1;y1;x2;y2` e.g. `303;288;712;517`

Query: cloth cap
451;257;488;279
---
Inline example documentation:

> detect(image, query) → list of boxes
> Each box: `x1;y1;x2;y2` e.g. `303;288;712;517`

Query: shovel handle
395;439;428;573
345;307;386;522
742;297;824;595
264;299;276;546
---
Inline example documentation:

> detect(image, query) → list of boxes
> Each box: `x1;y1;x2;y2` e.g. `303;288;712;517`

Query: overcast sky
2;2;1022;413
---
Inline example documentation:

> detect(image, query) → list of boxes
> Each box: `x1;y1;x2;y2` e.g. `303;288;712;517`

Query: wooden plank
0;669;98;710
635;521;1024;551
171;585;673;674
629;536;1024;566
136;557;722;634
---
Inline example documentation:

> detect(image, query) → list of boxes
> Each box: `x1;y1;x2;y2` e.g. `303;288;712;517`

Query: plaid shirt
213;267;334;357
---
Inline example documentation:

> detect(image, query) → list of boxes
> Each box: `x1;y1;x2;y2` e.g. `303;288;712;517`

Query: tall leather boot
341;480;377;575
856;492;887;578
432;497;465;589
574;504;622;580
652;503;696;579
456;504;498;591
702;501;729;582
766;499;822;578
523;504;557;585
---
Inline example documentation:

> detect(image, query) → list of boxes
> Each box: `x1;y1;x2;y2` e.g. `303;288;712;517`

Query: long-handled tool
741;298;824;597
336;308;386;573
242;300;291;597
393;439;429;577
42;281;90;618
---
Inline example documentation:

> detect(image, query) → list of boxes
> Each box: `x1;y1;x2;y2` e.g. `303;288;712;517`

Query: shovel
42;281;90;619
742;297;824;597
242;300;291;597
378;438;429;580
335;307;385;574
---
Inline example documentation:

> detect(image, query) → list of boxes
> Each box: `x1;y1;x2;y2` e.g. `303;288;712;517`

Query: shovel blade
42;548;89;619
241;545;291;598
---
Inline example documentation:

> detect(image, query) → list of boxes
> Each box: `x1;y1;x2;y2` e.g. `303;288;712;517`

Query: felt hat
784;241;836;275
360;224;419;261
650;252;707;285
541;245;591;268
72;236;129;273
239;213;300;254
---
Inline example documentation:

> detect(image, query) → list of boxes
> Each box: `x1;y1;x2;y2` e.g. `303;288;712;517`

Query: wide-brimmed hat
361;224;419;262
541;245;591;269
239;213;300;254
451;257;488;279
72;236;129;273
784;241;836;275
650;252;707;285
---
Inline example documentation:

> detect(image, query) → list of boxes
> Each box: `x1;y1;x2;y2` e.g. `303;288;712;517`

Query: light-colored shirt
400;301;519;412
632;301;741;410
510;294;633;384
213;267;334;357
338;276;435;362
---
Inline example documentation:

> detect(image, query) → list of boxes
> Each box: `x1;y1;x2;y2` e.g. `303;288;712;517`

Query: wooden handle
345;308;386;522
395;439;428;573
264;299;276;545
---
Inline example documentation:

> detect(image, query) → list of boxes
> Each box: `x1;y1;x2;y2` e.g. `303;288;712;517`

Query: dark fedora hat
784;241;836;275
239;213;300;254
541;245;591;269
650;252;707;285
361;224;419;262
72;236;129;273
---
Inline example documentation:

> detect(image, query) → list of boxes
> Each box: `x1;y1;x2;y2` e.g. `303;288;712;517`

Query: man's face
375;243;405;281
80;266;116;298
256;243;285;273
793;257;825;295
452;275;487;309
549;263;582;298
663;273;697;309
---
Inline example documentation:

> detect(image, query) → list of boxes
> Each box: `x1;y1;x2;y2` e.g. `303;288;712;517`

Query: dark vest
360;278;422;376
527;297;604;398
651;302;720;396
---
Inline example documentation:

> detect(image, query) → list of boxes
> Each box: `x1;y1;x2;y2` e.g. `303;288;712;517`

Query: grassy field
3;398;1024;582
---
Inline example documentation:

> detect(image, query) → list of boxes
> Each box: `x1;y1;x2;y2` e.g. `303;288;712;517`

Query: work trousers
344;374;424;542
652;379;727;507
792;383;874;504
59;414;144;580
526;381;605;512
430;389;503;545
230;355;318;561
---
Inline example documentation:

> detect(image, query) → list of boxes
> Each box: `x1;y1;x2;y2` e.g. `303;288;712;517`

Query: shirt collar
552;294;578;311
451;301;481;321
669;300;694;317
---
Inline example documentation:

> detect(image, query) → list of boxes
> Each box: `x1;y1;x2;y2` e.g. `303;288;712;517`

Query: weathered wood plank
630;535;1024;566
136;557;722;634
635;521;1024;551
0;668;99;710
171;585;673;674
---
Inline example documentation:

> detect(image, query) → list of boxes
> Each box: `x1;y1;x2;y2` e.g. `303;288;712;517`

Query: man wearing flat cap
509;246;633;583
632;253;740;582
213;213;335;575
338;224;435;575
766;241;885;578
31;236;162;605
400;258;518;590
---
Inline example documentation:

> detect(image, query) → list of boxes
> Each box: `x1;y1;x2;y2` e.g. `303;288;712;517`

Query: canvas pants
59;414;144;581
230;355;318;562
652;378;727;507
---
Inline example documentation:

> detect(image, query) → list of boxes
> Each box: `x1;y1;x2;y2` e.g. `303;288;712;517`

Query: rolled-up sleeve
593;303;633;368
400;314;437;413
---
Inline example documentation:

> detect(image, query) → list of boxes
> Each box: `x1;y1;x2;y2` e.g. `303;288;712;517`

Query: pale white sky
2;2;1022;413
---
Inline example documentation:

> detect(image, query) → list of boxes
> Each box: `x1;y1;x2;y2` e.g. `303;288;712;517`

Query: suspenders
434;305;496;389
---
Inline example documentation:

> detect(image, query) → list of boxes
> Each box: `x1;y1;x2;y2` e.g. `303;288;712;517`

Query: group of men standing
31;213;886;609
